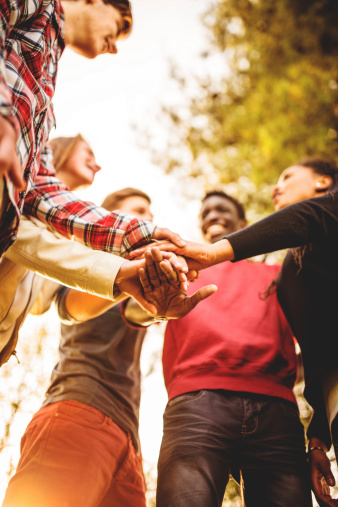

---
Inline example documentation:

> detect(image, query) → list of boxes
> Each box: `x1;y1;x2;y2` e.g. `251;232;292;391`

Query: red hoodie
163;260;298;404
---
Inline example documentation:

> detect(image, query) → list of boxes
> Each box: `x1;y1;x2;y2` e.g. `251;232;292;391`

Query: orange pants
3;400;146;507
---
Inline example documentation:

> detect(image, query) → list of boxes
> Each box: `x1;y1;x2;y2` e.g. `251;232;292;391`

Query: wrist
308;437;329;453
114;260;130;286
212;239;235;265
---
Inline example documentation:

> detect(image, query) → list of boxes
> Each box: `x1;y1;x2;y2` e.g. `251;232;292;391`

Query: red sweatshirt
163;260;298;404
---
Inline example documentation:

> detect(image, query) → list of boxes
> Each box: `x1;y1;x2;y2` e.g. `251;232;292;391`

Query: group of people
0;0;337;506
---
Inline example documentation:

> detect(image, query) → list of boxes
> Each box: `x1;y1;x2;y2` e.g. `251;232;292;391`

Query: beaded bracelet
308;446;325;453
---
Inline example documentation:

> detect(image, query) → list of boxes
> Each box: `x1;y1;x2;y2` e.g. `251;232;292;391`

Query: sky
0;0;216;501
52;0;214;241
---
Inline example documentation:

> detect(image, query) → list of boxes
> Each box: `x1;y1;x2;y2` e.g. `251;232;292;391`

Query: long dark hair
295;157;338;189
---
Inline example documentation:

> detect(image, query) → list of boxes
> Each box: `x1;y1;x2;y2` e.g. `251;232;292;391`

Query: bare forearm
64;290;128;322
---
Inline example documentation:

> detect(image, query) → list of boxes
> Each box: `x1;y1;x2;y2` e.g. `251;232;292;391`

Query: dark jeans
156;390;312;507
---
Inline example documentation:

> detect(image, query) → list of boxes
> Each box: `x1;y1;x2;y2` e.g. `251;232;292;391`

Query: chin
274;201;287;211
73;46;99;60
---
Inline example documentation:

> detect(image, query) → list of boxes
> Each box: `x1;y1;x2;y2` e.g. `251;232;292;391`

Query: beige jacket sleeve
5;217;126;301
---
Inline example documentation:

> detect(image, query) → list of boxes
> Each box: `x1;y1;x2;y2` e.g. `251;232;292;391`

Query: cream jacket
0;217;125;365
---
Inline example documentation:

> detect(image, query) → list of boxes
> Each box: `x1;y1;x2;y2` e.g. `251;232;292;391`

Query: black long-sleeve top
226;186;338;447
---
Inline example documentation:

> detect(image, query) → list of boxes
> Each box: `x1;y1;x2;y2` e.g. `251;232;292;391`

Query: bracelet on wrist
152;316;167;323
308;446;326;454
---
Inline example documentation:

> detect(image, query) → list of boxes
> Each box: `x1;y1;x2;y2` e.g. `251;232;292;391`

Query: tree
149;0;338;217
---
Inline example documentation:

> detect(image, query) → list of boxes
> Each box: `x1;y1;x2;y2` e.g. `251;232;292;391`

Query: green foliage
153;0;338;217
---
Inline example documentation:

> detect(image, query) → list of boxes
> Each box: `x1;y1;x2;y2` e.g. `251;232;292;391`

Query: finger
164;252;188;273
323;469;336;488
312;476;336;507
145;250;161;288
126;253;145;261
187;269;199;282
129;242;176;259
177;270;188;291
135;293;157;316
180;280;188;292
153;227;186;247
159;259;180;285
129;245;153;259
320;476;331;496
139;267;153;294
162;261;188;291
186;285;217;312
150;248;168;283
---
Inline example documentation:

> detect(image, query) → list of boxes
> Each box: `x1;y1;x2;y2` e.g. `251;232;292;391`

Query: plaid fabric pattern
0;0;64;255
24;172;155;256
0;0;155;257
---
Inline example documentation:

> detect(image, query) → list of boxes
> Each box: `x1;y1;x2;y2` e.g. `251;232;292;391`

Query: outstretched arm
24;150;186;257
129;238;235;271
130;190;338;268
138;248;217;320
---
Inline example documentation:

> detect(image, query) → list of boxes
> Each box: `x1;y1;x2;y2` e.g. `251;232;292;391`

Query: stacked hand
129;238;235;271
114;249;193;315
138;248;217;319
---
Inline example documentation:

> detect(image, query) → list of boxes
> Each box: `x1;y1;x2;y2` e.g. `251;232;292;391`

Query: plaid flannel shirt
0;0;155;257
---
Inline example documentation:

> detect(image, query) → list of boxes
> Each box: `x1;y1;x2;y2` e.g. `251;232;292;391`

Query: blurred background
1;0;337;504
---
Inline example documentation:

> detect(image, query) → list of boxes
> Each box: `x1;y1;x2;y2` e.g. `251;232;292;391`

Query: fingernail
179;240;186;246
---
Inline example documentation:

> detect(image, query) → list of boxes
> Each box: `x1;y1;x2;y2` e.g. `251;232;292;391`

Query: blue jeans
156;390;312;507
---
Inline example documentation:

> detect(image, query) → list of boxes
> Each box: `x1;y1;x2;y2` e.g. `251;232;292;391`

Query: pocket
52;401;107;429
167;390;207;409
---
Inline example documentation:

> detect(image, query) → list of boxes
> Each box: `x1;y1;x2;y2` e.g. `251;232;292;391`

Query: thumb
188;284;217;311
323;465;336;487
133;292;157;316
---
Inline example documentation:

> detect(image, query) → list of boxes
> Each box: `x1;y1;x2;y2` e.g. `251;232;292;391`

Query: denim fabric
156;390;312;507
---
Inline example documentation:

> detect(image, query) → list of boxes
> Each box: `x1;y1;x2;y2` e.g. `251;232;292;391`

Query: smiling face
272;165;332;211
58;140;101;190
200;195;246;244
64;0;131;59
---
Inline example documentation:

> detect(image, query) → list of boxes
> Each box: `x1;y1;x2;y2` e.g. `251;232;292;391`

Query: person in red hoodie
136;191;312;507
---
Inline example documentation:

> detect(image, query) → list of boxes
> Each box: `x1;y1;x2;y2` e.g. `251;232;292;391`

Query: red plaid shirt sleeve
0;0;17;131
24;152;156;257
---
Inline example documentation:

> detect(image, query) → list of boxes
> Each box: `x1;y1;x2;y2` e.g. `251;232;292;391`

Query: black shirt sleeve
225;190;338;261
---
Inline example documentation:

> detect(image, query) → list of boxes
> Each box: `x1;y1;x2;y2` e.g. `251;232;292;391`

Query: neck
60;1;78;47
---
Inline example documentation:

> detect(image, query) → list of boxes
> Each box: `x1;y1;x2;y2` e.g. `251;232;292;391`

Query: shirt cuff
86;252;125;301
